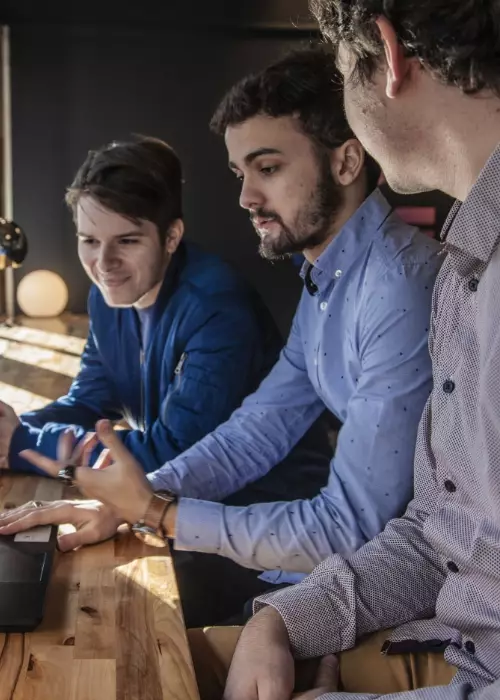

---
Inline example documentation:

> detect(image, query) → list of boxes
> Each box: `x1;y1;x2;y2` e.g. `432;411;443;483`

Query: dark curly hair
310;0;500;96
66;136;183;245
210;46;381;194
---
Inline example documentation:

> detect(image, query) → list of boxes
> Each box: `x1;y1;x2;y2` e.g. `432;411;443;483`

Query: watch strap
141;491;177;535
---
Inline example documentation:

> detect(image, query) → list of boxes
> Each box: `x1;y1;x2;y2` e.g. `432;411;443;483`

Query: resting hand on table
19;419;156;526
0;400;20;469
0;499;122;550
223;606;338;700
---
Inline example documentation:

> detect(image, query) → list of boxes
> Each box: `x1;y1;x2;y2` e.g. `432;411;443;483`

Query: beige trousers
188;626;457;700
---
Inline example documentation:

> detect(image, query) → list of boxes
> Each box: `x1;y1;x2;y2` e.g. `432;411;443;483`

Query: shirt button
443;380;455;394
447;561;459;573
468;278;479;292
320;301;328;311
334;269;342;278
465;640;476;655
314;358;318;366
444;480;456;493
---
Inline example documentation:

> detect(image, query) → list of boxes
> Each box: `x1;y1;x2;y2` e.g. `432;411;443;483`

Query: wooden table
0;474;200;700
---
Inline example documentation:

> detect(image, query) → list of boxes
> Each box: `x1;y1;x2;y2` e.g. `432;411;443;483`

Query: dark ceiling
0;0;316;30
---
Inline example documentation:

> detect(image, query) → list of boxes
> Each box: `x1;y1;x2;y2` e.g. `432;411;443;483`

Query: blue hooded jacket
10;242;281;473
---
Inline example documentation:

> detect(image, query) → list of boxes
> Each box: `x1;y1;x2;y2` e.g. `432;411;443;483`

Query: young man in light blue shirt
2;48;443;627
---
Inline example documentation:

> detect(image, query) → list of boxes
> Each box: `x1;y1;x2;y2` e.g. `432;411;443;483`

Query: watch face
132;525;167;548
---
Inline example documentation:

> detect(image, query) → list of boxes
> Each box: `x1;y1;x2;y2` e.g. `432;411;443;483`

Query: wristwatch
131;490;177;548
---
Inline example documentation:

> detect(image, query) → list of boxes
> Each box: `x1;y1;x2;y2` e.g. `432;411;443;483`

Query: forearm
254;501;446;660
21;396;111;431
173;490;368;572
11;395;120;473
148;429;292;499
148;399;322;498
148;327;323;498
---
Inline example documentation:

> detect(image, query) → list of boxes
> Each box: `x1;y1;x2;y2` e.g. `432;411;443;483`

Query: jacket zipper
174;352;187;376
140;348;145;430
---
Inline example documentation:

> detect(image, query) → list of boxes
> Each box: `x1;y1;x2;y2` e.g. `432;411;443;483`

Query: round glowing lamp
17;270;69;317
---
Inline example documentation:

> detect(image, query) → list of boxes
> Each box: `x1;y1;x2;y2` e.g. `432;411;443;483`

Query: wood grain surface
0;474;200;700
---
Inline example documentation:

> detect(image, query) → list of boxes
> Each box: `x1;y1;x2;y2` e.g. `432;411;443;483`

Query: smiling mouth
100;277;131;288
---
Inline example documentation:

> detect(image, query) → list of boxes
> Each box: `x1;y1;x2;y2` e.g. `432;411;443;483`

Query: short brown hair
311;0;500;96
66;136;183;244
210;46;381;194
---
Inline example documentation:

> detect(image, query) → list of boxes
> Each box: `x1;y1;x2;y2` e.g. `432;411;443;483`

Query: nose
97;243;120;272
239;175;264;212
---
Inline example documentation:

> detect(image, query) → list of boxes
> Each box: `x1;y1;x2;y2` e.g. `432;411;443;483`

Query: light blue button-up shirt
149;189;443;583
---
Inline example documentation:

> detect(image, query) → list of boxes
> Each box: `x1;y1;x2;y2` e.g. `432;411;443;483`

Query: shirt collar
442;141;500;267
300;188;392;292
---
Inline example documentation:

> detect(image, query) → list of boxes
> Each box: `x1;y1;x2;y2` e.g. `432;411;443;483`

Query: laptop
0;525;57;632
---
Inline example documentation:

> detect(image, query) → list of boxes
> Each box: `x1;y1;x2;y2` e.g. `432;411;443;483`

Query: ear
332;139;365;187
376;16;409;99
164;218;184;254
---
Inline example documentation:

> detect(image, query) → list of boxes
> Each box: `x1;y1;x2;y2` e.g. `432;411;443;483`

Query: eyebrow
76;231;145;238
229;147;283;170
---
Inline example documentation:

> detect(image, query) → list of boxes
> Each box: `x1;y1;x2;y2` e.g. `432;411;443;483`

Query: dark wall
10;24;313;334
1;1;316;29
9;19;454;334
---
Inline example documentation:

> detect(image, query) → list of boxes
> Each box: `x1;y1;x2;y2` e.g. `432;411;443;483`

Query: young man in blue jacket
0;136;282;474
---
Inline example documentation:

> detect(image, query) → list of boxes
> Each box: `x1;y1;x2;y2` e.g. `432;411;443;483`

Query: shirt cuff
174;498;224;554
253;556;354;659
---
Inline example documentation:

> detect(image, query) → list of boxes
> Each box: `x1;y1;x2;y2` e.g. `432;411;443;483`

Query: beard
253;152;343;261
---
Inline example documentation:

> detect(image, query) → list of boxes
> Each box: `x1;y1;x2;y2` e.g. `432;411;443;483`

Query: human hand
292;654;339;699
223;606;295;700
20;420;154;525
0;400;20;469
0;499;122;550
61;429;113;470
